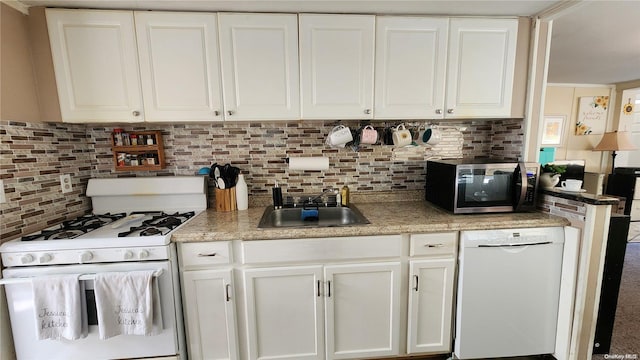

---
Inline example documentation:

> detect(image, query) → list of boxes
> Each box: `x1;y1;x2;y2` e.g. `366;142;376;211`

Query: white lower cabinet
407;259;455;353
243;266;325;360
243;262;401;360
324;263;401;359
178;234;456;360
178;242;239;360
407;233;457;355
181;269;239;360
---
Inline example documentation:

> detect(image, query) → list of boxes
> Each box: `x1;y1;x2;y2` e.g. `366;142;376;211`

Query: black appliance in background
593;213;631;354
606;167;640;216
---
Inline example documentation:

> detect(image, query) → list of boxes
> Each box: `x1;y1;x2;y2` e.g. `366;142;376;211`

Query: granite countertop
540;187;620;205
171;201;570;242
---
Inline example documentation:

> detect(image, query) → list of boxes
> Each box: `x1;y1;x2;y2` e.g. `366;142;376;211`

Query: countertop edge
172;202;570;243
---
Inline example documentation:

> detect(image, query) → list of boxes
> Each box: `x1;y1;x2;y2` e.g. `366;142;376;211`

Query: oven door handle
0;269;164;286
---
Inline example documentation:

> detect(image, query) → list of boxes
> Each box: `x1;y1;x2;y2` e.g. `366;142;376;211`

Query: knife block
215;187;237;212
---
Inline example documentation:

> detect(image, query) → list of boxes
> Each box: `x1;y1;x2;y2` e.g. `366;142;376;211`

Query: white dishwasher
454;227;564;359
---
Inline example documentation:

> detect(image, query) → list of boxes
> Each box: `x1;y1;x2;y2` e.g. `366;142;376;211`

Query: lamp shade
593;131;637;151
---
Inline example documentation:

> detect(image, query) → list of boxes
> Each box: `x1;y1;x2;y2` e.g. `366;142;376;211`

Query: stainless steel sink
258;205;370;228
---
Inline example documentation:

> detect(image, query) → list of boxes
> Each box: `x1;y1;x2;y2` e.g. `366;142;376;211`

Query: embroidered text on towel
94;270;156;339
31;274;84;340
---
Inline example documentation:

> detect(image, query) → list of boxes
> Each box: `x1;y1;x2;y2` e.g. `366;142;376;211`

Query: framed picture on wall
576;96;609;135
541;115;565;146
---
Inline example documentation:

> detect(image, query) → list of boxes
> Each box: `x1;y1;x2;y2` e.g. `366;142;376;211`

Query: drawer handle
225;283;231;302
327;280;332;298
424;243;444;248
197;252;217;257
317;280;321;297
413;275;419;292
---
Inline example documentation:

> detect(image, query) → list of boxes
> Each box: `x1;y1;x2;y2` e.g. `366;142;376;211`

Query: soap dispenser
340;185;349;206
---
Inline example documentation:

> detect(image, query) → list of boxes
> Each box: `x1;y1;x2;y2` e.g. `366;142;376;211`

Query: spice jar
114;128;123;146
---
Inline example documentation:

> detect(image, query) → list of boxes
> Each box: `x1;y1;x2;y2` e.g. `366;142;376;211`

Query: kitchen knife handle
225;283;231;302
413;275;419;291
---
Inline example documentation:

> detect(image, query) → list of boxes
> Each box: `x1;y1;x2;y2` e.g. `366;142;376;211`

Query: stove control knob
79;251;93;263
39;253;52;263
138;250;149;259
21;254;35;264
124;250;134;260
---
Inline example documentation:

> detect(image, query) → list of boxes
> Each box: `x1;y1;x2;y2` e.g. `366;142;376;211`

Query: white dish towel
94;270;162;340
32;274;84;340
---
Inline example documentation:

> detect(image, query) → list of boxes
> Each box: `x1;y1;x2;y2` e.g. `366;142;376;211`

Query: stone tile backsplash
1;118;523;241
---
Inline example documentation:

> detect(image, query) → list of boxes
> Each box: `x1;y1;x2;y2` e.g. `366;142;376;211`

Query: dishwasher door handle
478;241;552;248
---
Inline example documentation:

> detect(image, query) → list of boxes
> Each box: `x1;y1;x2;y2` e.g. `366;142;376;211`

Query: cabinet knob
364;109;371;115
447;109;454;114
227;110;234;116
132;110;141;116
435;109;442;114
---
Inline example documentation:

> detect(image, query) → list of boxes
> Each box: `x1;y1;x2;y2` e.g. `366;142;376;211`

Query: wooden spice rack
111;130;166;171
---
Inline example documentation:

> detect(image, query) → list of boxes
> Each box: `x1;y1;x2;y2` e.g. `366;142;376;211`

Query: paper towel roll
288;157;329;171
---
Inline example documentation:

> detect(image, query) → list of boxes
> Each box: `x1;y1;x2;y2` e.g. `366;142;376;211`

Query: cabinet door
407;259;455;354
446;18;518;118
374;17;448;119
218;13;300;120
324;262;401;359
46;9;143;123
181;269;239;360
243;266;324;360
299;14;375;119
135;12;223;122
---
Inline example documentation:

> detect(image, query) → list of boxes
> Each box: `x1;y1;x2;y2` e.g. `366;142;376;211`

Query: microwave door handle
513;162;528;210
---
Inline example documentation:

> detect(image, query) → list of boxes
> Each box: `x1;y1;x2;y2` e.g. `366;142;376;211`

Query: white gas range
0;176;207;360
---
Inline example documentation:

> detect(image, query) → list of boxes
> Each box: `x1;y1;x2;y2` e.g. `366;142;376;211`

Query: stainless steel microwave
425;159;540;214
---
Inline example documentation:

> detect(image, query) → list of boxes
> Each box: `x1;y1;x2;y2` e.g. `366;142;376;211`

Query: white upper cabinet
374;17;448;120
446;18;518;118
135;12;224;122
218;13;300;121
299;14;375;120
46;9;144;123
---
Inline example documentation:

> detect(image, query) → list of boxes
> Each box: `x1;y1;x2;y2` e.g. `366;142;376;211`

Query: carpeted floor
592;242;640;359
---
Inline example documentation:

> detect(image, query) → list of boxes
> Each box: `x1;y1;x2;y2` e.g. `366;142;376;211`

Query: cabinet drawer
179;242;232;268
410;233;457;257
241;235;402;264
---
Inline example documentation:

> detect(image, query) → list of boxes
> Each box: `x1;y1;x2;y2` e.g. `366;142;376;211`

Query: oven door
2;261;179;360
455;163;518;213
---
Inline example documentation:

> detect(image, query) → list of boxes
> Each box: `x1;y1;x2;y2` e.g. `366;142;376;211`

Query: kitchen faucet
305;187;336;206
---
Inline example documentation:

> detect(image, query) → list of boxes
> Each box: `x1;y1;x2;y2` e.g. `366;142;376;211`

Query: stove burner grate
117;211;195;237
21;212;127;241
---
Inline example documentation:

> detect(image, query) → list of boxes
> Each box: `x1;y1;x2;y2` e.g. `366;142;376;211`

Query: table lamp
593;131;637;171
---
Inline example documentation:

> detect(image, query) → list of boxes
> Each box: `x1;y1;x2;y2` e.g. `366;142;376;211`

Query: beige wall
1;2;40;122
544;85;614;172
612;78;640;130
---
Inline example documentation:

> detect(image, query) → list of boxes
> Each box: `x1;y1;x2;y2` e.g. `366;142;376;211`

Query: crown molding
1;0;29;15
